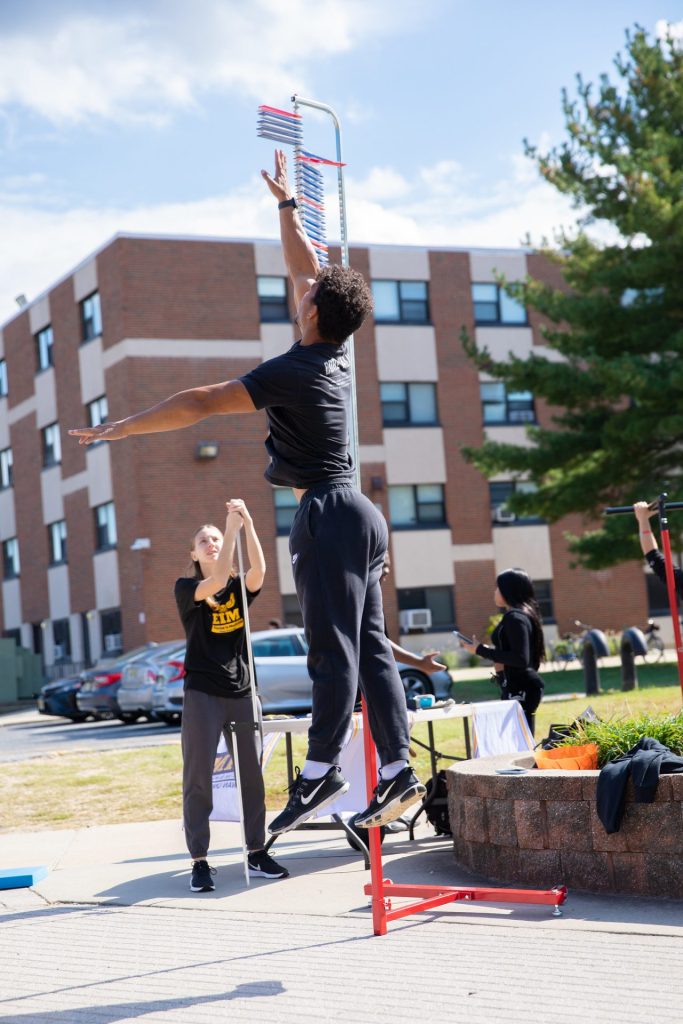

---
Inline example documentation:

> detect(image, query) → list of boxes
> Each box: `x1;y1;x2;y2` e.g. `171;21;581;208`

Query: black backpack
423;770;452;836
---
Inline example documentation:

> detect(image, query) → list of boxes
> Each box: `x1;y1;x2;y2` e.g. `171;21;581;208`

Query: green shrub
558;710;683;766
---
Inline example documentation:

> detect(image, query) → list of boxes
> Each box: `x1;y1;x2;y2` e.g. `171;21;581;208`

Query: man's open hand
69;421;128;445
261;149;293;204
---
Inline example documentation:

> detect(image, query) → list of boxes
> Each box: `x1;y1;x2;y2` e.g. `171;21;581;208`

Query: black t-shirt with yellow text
174;575;260;697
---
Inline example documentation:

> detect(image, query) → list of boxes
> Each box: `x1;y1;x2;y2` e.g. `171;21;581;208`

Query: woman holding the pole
175;499;288;892
634;501;683;598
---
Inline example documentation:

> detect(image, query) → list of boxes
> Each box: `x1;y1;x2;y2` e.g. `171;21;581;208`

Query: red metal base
360;701;568;935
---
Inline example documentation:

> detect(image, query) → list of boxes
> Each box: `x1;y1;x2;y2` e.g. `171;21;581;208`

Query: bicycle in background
643;619;665;663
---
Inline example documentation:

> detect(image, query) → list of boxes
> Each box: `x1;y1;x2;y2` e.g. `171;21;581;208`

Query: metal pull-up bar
604;493;683;697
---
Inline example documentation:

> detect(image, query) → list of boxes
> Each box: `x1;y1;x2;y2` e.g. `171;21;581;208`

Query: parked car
36;672;89;722
117;641;185;721
151;627;453;723
76;641;184;722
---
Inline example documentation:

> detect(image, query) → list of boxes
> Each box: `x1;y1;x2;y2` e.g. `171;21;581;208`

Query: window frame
489;480;544;526
80;291;102;343
372;280;430;325
0;447;13;490
41;422;62;468
396;585;456;632
273;487;299;535
388;483;447;530
48;519;68;566
35;325;54;373
472;282;527;326
533;579;555;624
480;381;536;426
380;382;438;427
257;276;290;323
94;501;117;552
0;359;7;398
2;537;20;579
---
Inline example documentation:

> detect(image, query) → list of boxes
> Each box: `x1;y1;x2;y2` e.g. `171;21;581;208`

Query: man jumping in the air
70;150;425;834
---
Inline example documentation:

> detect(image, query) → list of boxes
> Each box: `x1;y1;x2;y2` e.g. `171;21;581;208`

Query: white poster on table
210;732;282;822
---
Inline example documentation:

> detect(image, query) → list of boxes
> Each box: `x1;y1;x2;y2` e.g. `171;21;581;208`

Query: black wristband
278;197;298;210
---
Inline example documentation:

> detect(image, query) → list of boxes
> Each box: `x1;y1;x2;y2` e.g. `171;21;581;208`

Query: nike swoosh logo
300;779;327;805
376;781;398;804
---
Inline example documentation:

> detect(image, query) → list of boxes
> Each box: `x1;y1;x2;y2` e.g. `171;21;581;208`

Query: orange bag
535;742;598;771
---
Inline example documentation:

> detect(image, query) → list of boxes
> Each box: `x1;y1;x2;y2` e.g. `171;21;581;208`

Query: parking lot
0;708;181;763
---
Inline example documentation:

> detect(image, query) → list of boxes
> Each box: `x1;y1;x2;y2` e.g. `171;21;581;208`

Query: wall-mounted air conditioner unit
53;644;65;660
493;506;517;524
104;633;123;652
399;608;432;632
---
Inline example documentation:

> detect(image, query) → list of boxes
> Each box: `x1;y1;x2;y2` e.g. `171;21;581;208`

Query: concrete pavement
1;814;683;1023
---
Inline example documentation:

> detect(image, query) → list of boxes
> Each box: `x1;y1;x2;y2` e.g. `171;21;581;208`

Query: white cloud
0;152;583;324
0;0;418;126
656;19;683;44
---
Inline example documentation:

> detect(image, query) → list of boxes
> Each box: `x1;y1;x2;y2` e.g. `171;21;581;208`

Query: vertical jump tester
257;97;567;933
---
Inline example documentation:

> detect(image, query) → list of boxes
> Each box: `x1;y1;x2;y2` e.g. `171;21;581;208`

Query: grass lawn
2;660;682;833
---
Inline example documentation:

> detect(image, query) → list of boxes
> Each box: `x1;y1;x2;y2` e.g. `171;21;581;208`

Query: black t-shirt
174;575;260;697
240;340;355;488
646;548;683;600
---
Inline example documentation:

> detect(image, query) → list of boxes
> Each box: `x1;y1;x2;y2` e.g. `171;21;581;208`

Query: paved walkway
1;816;682;1023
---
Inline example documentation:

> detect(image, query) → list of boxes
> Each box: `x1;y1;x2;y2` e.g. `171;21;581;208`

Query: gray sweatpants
181;688;266;859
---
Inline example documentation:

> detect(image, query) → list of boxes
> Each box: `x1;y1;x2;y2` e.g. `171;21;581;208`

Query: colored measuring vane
257;103;345;265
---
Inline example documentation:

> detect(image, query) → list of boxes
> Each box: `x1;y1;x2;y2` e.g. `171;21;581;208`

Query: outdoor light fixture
195;441;219;460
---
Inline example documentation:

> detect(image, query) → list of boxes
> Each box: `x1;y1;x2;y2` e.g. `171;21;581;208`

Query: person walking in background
460;568;545;735
175;499;288;892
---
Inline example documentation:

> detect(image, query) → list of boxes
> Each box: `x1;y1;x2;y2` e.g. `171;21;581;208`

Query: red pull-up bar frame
360;704;567;935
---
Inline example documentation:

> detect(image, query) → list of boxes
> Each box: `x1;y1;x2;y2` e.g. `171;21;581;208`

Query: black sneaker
248;850;290;879
354;767;426;828
190;859;216;892
268;766;350;835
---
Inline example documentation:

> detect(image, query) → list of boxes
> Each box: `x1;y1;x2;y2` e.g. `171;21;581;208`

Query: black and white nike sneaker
268;765;350;835
354;767;426;829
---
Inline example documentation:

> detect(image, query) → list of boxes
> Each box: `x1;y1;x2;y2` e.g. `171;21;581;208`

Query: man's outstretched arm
261;149;320;305
69;378;255;445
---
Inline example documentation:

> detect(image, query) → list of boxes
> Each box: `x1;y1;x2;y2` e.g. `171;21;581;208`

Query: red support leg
360;701;568;935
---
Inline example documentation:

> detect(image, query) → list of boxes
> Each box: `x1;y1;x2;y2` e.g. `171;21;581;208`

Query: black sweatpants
181;688;266;859
289;482;410;767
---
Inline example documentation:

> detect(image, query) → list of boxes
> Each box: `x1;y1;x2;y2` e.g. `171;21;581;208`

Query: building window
48;520;68;566
397;586;455;631
257;276;289;322
489;481;543;525
372;280;429;324
87;395;108;427
388;484;446;528
35;325;54;372
0;447;12;490
80;291;102;342
481;382;536;425
534;580;555;623
274;488;299;534
2;537;20;579
380;382;437;426
472;283;527;325
94;501;117;551
52;618;72;662
42;422;62;468
0;359;7;398
101;608;123;655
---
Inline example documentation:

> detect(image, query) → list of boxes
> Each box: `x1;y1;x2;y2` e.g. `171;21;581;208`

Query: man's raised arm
69;379;255;446
261;149;319;305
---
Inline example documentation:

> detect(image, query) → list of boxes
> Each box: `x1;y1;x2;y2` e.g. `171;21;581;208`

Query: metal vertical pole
657;494;683;697
291;94;359;486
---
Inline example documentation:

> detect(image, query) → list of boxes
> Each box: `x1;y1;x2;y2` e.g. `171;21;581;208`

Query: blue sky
0;0;679;323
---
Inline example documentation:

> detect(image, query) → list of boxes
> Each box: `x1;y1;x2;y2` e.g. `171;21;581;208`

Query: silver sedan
151;627;452;723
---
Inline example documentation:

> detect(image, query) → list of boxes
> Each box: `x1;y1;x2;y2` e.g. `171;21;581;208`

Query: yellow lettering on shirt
211;595;244;634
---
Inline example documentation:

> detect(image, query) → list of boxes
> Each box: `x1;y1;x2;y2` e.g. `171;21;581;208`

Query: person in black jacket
634;501;683;599
461;568;545;735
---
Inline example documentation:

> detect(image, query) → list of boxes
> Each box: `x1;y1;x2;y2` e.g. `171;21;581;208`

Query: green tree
462;26;683;569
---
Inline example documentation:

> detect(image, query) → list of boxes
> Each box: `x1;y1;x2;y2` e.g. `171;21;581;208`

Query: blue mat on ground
0;866;49;889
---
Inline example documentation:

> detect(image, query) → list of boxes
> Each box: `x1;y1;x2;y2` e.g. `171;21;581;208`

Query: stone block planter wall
447;753;683;898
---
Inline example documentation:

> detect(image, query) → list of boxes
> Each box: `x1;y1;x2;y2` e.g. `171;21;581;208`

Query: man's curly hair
313;265;373;345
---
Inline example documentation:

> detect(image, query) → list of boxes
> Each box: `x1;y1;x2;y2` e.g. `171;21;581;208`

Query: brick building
0;233;658;672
